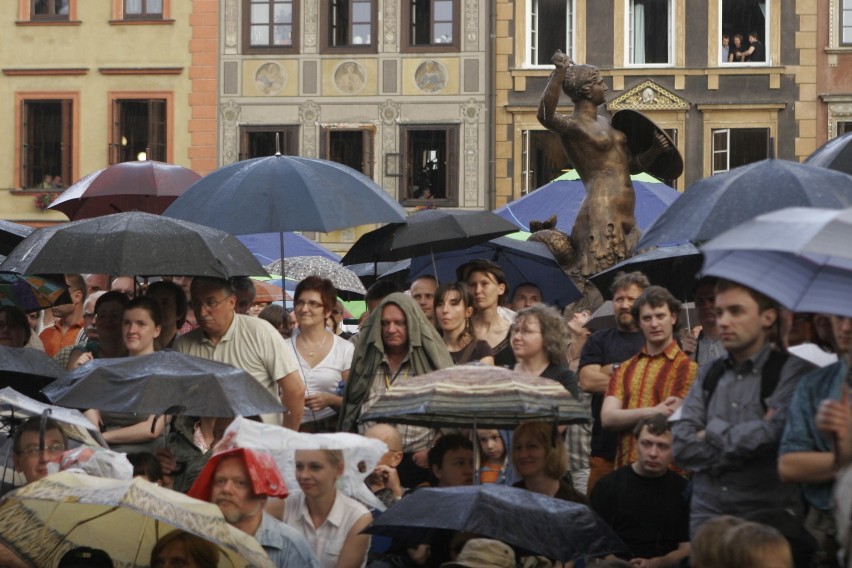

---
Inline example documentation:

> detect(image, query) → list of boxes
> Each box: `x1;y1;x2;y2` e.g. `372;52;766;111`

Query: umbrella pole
473;415;480;486
279;231;286;283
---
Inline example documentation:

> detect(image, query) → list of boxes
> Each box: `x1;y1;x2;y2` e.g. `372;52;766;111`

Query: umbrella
589;243;703;300
0;211;267;278
358;365;590;429
805;131;852;176
265;257;366;296
47;160;201;220
406;236;583;308
636;159;852;249
0;221;33;256
42;350;284;418
0;387;105;449
340;209;519;265
238;232;341;265
0;273;67;313
0;346;64;401
493;171;680;234
252;279;290;303
0;471;274;567
163;154;406;234
586;301;698;332
366;484;628;562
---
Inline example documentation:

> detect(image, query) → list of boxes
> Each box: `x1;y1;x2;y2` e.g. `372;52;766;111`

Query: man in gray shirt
672;279;815;537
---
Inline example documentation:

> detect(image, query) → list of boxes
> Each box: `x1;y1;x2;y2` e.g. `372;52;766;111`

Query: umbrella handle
39;408;53;453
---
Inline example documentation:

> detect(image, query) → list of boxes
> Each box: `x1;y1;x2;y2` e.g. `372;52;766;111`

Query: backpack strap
703;349;790;411
702;358;727;408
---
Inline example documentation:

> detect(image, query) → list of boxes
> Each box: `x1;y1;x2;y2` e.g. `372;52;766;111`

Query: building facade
493;0;820;206
818;0;852;141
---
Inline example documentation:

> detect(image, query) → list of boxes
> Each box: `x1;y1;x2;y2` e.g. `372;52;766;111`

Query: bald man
364;424;405;506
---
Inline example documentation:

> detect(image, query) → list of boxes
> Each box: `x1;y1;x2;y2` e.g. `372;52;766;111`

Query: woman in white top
284;449;372;568
286;276;354;432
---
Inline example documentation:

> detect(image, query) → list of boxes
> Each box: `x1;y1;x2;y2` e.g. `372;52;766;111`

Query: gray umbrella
0;211;266;278
0;346;65;402
265;256;366;295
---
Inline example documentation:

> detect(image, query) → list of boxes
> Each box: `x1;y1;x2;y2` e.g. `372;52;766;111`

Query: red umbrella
48;160;201;220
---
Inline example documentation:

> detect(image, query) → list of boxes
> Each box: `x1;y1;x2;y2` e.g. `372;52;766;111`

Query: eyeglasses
194;296;231;311
18;443;66;458
295;299;325;310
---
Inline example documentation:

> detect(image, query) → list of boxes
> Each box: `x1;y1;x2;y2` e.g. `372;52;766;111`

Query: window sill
16;20;81;26
401;199;457;208
825;47;852;54
109;19;174;25
10;188;64;195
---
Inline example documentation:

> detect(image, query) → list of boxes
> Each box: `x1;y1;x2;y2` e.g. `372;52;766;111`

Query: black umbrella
341;209;519;265
42;350;284;418
589;243;703;300
0;221;33;256
0;211;266;278
805;131;852;176
366;484;628;562
635;159;852;250
0;346;65;402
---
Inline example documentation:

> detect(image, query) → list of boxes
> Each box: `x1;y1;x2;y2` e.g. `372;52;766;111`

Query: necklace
299;331;329;359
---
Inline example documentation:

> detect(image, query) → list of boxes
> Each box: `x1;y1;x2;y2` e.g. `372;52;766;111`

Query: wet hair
124;296;163;329
258;304;291;337
632;413;672;439
95;290;130;314
457;259;509;304
231;276;256;303
562;64;601;101
630;285;682;330
434;282;476;340
0;306;32;345
150;530;219;568
715;279;778;314
428;434;474;470
610;271;650;295
512;421;567;480
191;277;235;297
127;452;164;483
146;280;188;328
366;280;403;305
513;305;569;366
691;516;748;568
12;416;66;455
295;275;337;313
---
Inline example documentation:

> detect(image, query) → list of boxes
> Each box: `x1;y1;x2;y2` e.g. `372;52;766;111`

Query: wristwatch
611;363;621;372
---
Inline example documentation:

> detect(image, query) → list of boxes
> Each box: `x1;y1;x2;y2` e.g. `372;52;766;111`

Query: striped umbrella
359;365;590;430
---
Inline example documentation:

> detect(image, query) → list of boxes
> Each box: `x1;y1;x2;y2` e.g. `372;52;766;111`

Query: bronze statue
537;50;671;277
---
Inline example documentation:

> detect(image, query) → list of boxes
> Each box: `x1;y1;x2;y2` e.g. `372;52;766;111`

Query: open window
110;99;167;164
243;0;298;53
521;130;568;193
20;99;73;189
239;126;299;160
711;128;769;174
402;0;459;52
322;128;375;176
720;0;767;64
527;0;574;66
627;0;673;65
323;0;376;51
400;125;458;204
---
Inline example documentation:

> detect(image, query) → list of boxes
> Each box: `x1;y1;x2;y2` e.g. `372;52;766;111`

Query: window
843;0;852;45
401;125;458;203
20;99;72;189
239;126;298;160
840;121;852;136
521;130;569;194
323;128;374;176
324;0;375;49
243;0;298;52
32;0;69;19
711;128;768;174
720;0;767;64
402;0;459;51
110;99;167;164
627;0;672;65
528;0;574;66
124;0;163;19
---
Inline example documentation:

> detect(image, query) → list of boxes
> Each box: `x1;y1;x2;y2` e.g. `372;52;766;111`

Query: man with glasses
175;277;303;429
12;417;67;485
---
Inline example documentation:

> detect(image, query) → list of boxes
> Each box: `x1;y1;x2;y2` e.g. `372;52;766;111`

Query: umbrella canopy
0;211;267;278
0;346;64;401
162;154;406;234
366;484;628;562
493;171;680;234
0;471;274;567
43;350;284;418
266;256;366;296
0;273;67;313
0;221;33;256
47;160;201;220
589;243;703;300
406;236;583;308
252;279;289;303
238;232;341;265
636;159;852;249
805;131;852;176
359;365;590;429
0;387;105;448
341;209;519;265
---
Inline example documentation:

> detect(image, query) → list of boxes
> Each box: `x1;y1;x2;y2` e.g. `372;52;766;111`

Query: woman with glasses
285;276;354;433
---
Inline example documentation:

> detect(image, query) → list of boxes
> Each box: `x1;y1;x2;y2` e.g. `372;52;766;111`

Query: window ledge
10;188;64;195
825;47;852;54
3;68;88;76
401;199;458;208
109;19;174;25
16;20;82;26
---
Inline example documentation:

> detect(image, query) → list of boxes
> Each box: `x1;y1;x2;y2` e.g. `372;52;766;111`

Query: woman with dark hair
258;303;293;339
67;291;130;369
151;530;219;568
0;306;32;348
459;260;515;367
286;276;354;432
434;282;494;365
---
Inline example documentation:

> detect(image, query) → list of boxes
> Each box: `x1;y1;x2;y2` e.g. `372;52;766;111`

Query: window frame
710;127;770;175
238;125;299;160
525;0;575;68
399;124;459;206
401;0;461;53
624;0;675;67
242;0;300;55
842;0;852;46
716;0;770;66
28;0;72;21
321;126;376;177
18;97;75;190
321;0;378;53
122;0;164;20
108;93;173;165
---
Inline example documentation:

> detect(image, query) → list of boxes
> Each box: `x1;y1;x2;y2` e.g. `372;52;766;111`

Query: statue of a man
537;50;669;276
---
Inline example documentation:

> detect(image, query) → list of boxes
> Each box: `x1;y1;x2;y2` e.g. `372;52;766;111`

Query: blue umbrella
237;232;340;265
805;131;852;176
494;171;680;234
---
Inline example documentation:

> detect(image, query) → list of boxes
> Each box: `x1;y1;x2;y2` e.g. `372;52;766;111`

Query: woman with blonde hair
511;421;586;504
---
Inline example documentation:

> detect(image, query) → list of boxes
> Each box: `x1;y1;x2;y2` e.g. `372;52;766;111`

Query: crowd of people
721;32;766;63
1;261;851;568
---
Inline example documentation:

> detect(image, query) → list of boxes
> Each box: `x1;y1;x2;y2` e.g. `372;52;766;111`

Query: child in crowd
476;429;512;485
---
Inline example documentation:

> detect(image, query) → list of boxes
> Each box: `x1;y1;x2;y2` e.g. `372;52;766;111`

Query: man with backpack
672;279;815;537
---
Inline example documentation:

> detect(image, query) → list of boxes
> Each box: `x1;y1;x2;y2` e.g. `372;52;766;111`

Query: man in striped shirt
601;286;698;469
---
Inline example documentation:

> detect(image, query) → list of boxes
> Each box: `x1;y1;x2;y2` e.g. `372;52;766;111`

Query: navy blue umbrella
237;232;340;265
805;131;852;176
590;243;703;300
